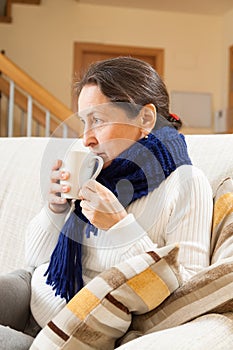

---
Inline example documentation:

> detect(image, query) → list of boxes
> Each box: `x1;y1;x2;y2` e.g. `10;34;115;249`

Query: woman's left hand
79;180;127;230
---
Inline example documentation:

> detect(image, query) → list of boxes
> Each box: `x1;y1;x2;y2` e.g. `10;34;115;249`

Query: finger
79;185;95;201
50;182;71;195
51;159;63;171
81;187;103;205
48;192;67;205
51;169;62;183
80;180;107;200
83;179;103;193
80;199;92;210
50;182;62;194
51;169;70;184
80;200;94;221
51;159;62;183
82;180;116;204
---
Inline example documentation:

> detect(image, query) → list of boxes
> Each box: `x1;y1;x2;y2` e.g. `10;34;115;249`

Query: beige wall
222;8;233;108
0;0;232;130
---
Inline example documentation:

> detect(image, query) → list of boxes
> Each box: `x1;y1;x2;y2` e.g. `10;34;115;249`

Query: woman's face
78;84;145;168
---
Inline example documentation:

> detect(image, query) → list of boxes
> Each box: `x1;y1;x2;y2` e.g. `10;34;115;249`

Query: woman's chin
102;160;112;169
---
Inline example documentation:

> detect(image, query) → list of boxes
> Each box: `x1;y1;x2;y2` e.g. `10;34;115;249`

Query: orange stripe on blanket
213;193;233;228
126;267;170;310
67;287;100;320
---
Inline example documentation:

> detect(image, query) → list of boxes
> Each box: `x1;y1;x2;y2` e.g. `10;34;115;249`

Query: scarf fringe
44;211;84;302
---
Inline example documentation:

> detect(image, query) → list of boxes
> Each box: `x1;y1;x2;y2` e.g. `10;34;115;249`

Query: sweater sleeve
25;205;69;267
165;167;213;282
125;167;213;282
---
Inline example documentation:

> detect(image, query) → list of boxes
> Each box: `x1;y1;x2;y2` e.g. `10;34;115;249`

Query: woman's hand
79;180;127;230
48;159;71;214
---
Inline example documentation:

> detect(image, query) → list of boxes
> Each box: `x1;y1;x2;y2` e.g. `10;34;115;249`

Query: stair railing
0;53;81;137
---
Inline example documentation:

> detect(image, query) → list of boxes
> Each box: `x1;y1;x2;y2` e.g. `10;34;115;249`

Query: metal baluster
27;95;32;137
45;110;50;137
62;123;68;138
8;80;15;137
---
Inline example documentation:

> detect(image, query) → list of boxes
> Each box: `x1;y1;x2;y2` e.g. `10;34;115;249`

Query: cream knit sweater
25;165;213;328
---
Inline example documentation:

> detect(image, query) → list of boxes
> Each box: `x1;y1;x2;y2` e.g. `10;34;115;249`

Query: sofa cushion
0;137;76;273
185;134;233;196
117;314;233;350
0;138;45;273
30;244;181;350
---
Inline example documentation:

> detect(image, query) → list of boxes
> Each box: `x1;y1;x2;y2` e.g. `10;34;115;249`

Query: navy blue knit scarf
45;125;192;302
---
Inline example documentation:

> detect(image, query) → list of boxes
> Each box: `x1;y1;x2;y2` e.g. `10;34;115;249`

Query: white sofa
1;135;233;349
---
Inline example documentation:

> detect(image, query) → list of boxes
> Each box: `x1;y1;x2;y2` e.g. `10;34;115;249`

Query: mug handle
91;155;104;179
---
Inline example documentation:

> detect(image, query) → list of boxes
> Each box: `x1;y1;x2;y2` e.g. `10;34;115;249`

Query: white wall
0;0;230;130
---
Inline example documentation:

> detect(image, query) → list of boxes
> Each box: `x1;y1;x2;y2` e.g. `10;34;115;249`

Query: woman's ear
140;104;157;136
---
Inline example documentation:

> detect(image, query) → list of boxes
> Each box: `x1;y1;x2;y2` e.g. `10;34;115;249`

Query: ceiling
76;0;233;16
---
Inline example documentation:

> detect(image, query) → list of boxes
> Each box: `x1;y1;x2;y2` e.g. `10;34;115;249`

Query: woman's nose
82;128;97;148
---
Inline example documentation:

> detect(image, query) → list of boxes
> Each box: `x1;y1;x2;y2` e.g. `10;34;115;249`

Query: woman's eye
93;117;102;124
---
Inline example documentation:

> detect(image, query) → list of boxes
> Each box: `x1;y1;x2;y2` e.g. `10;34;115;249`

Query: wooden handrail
0;53;82;135
0;53;73;119
0;75;59;134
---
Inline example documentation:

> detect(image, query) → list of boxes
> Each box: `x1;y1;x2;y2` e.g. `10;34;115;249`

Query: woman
26;56;213;328
0;57;213;349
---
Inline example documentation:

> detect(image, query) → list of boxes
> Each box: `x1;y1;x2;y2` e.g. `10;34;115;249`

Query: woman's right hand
48;159;71;214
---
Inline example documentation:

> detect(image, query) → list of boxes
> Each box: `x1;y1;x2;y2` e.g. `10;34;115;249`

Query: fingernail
62;185;69;192
61;171;67;180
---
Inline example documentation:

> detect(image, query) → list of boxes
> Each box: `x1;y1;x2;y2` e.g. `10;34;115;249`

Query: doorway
72;42;164;111
73;42;164;77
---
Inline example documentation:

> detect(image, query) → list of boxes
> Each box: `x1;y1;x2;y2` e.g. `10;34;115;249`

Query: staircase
0;1;81;137
0;53;82;137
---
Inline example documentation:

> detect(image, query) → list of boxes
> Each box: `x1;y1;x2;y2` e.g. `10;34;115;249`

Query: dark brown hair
75;56;182;129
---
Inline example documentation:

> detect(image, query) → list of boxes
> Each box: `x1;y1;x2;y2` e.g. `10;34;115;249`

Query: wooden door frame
12;0;40;4
73;42;164;79
228;45;233;132
0;0;11;23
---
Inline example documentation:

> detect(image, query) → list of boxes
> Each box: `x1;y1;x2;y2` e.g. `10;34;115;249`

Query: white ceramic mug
60;150;103;199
